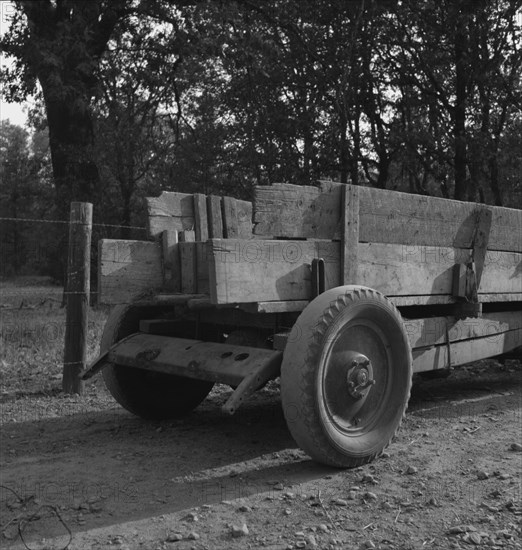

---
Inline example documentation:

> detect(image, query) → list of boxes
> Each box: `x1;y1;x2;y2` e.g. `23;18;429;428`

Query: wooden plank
254;182;342;239
253;182;522;252
196;241;209;294
208;239;340;304
179;243;197;294
146;191;195;238
342;184;359;284
358;243;521;296
179;230;196;294
413;327;522;373
390;294;522;307
472;207;492;293
138;293;208;305
404;311;522;350
162;230;180;292
272;311;522;355
253;300;310;313
208;239;522;304
99;239;163;305
63;202;92;394
207;195;224;238
194;193;209;242
222;197;253;238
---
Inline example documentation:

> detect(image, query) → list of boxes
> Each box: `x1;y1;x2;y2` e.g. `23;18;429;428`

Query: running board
80;333;282;415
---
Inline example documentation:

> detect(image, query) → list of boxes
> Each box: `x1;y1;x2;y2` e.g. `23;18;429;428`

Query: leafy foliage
1;0;521;278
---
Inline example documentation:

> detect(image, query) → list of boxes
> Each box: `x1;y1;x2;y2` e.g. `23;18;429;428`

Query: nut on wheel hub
346;352;375;400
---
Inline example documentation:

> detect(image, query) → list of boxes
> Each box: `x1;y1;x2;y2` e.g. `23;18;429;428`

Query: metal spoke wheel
101;305;214;420
281;286;412;468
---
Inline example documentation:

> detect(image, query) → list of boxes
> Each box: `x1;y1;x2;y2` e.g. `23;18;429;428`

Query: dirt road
1;360;521;550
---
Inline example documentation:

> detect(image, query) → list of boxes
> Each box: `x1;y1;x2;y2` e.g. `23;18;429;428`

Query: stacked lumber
98;192;252;304
207;182;522;306
98;182;522;308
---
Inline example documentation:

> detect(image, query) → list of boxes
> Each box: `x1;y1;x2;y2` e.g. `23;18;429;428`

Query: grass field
0;277;108;397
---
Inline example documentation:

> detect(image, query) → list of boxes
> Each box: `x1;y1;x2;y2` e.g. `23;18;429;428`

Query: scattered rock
166;533;183;542
306;534;318;548
364;492;378;501
283;492;295;500
477;470;489;480
238;505;252;513
296;542;306;549
187;532;199;540
333;498;348;506
362;474;377;484
358;541;376;550
231;523;249;537
509;442;522;452
283;508;292;515
405;465;418;475
380;451;391;459
273;483;285;491
347;491;358;500
467;532;482;545
318;524;329;532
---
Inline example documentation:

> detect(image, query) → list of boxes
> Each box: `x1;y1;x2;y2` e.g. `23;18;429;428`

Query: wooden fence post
63;202;93;394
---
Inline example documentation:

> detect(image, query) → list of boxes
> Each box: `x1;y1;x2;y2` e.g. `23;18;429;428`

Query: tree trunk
43;91;100;216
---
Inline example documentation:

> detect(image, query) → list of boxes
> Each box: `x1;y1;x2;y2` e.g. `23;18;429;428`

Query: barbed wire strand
0;216;146;231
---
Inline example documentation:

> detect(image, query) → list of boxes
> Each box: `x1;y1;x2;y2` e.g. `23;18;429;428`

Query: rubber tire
280;286;412;468
101;304;214;420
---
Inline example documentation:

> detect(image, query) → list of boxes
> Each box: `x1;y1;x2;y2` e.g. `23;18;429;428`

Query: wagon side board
207;238;522;305
254;182;522;252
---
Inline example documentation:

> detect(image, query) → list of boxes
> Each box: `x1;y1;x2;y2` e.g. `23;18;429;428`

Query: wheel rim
317;304;406;456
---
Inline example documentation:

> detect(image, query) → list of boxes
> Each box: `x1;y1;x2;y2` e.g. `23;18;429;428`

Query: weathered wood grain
146;191;195;238
194;193;209;242
208;238;522;304
162;230;180;292
207;195;224;238
273;310;522;356
196;241;209;294
98;239;163;305
342;184;359;284
253;182;522;252
412;327;522;372
222;197;253;238
64;202;92;394
179;242;197;294
404;310;522;350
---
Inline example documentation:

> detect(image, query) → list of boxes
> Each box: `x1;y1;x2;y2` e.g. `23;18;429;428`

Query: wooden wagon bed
97;182;521;373
89;181;521;467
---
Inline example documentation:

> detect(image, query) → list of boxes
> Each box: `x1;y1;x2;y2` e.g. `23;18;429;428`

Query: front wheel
101;305;214;420
280;286;412;467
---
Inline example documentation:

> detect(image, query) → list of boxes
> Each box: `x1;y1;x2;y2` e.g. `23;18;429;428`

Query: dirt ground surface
1;357;521;550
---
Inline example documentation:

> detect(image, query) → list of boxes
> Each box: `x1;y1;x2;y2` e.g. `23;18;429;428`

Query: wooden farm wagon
83;182;522;467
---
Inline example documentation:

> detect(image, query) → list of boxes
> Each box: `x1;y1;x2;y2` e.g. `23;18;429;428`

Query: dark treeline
1;0;521;279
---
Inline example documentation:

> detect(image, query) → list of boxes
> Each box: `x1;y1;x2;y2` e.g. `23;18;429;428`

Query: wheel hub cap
346;353;375;400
